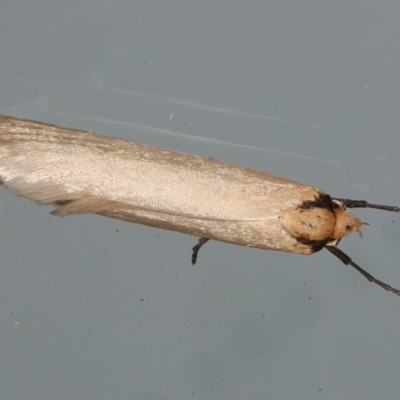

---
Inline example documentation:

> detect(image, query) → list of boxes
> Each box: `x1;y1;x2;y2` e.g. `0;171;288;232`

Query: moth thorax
279;207;336;242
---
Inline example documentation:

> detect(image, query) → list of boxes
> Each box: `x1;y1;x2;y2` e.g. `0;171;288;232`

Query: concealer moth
0;115;399;296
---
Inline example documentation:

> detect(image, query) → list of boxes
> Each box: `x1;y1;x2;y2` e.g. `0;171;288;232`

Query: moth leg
191;237;210;265
333;198;400;212
325;245;400;296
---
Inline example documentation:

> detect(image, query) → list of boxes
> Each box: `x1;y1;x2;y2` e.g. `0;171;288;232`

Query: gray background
1;2;400;399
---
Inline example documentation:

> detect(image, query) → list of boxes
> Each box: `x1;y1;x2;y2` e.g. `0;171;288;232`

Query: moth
0;115;399;296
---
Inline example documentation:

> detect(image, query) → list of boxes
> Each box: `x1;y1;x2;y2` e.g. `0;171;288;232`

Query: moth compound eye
345;224;352;232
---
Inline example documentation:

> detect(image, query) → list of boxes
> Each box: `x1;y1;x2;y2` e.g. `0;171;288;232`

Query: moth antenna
325;245;400;296
333;198;400;212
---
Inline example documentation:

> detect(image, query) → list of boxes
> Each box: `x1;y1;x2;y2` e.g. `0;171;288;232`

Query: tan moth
0;115;399;296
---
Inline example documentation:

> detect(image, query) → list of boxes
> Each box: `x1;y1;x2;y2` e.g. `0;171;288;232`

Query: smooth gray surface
1;2;400;399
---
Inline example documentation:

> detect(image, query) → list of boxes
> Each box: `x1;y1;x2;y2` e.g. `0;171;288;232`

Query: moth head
332;209;369;239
